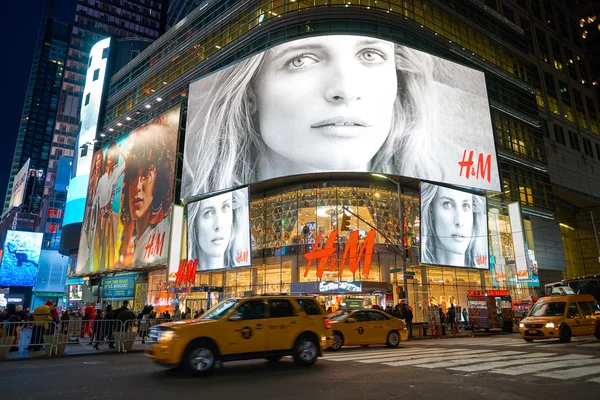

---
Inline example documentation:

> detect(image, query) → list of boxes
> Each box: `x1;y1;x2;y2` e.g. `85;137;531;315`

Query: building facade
62;1;600;320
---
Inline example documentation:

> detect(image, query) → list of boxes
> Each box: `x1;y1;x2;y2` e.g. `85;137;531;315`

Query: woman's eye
442;201;454;209
358;49;387;64
462;203;472;212
284;54;319;69
222;203;231;212
203;210;214;219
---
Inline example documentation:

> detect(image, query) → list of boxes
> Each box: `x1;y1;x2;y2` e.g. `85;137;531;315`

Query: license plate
527;330;536;335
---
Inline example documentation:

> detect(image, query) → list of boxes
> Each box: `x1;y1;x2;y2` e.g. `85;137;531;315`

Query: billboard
0;231;43;286
8;158;30;209
182;35;499;202
186;186;251;271
420;182;488;269
508;202;529;280
34;250;69;292
64;37;111;227
76;105;180;274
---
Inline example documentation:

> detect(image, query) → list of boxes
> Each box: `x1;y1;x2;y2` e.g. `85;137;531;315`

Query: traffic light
340;213;350;231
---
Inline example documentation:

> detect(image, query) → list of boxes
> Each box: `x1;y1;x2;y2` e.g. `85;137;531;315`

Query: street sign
390;268;402;273
406;271;416;276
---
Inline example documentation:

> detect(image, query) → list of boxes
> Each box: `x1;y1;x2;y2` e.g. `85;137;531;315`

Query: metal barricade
0;320;59;357
117;318;172;352
53;319;124;355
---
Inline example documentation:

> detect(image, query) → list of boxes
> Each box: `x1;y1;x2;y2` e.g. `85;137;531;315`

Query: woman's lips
132;197;143;207
211;236;226;244
311;117;372;138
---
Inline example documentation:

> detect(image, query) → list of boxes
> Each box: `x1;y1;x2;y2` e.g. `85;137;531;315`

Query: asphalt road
2;334;600;400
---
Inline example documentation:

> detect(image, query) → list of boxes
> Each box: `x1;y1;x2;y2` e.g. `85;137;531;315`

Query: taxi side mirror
346;317;356;323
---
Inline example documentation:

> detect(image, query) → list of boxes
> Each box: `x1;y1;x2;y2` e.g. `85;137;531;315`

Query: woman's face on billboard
254;35;397;171
128;165;156;221
432;187;474;256
197;192;233;259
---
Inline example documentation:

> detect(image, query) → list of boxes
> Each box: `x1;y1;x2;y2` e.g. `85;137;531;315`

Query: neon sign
303;229;376;279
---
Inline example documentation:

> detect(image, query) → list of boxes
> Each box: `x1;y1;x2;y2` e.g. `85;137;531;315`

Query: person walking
96;305;116;350
92;309;104;349
399;301;414;338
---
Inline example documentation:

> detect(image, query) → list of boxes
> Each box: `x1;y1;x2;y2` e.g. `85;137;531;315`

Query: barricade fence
0;318;173;357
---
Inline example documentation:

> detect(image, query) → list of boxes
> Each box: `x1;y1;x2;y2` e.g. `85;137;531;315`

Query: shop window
268;299;296;318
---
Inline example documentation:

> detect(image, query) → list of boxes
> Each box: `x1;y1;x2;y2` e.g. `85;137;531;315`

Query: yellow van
519;293;600;342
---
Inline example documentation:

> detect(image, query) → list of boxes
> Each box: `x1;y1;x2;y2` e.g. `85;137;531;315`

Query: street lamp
371;173;408;306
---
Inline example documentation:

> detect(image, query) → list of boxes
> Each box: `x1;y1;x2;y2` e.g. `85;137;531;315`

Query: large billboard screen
186;186;251;271
182;35;499;202
0;231;43;286
76;105;180;274
420;182;488;269
8;158;30;210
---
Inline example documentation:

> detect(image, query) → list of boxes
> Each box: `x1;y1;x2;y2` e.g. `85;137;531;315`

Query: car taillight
324;318;332;329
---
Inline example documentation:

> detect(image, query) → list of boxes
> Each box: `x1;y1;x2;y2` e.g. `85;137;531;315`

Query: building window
582;137;593;157
595;144;600;161
568;131;581;151
554;124;567;145
92;68;100;81
102;47;109;59
85;93;90;106
88;56;92;68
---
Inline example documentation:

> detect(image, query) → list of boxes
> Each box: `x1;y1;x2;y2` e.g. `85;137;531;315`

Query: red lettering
236;251;249;264
175;259;198;286
476;254;488;266
459;150;493;183
339;230;376;279
303;231;337;279
144;232;166;259
477;153;492;183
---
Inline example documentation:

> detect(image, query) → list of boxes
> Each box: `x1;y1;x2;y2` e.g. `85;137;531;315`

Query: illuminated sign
0;231;43;287
182;34;500;208
303;229;376;279
318;281;362;293
102;274;136;298
508;202;529;280
8;159;30;209
487;290;510;297
175;259;198;286
467;290;486;297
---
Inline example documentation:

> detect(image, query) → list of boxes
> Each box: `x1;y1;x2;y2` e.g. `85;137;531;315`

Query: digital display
186;186;251;271
182;34;500;203
76;105;180;274
0;231;43;286
420;182;489;269
8;159;30;210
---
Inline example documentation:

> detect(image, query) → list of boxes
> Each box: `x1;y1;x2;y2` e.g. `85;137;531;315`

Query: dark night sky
0;0;77;206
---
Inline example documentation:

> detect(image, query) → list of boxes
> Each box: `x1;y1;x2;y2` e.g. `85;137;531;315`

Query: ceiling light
156;97;162;102
117;122;122;126
108;128;114;131
145;104;151;109
100;133;106;137
126;117;132;121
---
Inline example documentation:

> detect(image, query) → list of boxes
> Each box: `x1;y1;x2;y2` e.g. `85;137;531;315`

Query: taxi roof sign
551;286;575;296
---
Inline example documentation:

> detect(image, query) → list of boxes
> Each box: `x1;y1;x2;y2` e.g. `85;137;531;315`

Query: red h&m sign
303;229;376;280
175;259;197;286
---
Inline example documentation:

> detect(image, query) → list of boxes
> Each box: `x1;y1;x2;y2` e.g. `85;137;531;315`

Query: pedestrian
60;310;70;335
163;310;171;320
439;307;446;336
399;301;414;338
193;310;200;319
5;304;22;352
97;305;116;350
114;300;130;319
92;309;104;349
448;303;457;335
173;307;182;320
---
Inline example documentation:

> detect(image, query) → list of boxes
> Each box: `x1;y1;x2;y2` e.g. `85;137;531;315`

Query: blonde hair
421;182;487;267
182;39;440;199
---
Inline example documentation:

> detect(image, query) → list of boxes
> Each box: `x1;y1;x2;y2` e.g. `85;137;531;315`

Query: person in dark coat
92;309;104;349
96;305;116;349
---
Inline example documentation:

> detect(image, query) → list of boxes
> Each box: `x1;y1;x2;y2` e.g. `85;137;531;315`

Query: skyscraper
4;1;70;214
38;0;168;250
166;0;205;29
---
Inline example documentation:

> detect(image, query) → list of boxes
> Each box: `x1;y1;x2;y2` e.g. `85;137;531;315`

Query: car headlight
158;330;177;342
545;322;555;329
519;323;525;328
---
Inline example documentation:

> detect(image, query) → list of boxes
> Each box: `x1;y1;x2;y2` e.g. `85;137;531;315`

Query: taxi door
265;299;304;351
577;301;596;335
222;299;269;355
566;302;586;336
367;311;392;343
343;311;373;345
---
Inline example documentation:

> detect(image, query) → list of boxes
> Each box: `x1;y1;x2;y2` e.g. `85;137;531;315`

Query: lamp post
371;173;408;305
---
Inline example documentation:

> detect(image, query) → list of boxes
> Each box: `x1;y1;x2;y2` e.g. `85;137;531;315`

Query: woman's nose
454;211;464;227
325;66;361;104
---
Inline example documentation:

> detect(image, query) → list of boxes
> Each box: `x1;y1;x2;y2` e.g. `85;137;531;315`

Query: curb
0;348;146;363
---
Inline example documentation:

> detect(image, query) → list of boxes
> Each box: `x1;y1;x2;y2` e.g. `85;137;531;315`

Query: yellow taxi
519;291;600;343
146;295;332;376
327;308;409;351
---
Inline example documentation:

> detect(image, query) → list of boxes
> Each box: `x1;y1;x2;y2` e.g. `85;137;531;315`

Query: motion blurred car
145;295;332;376
327;309;408;351
519;292;600;343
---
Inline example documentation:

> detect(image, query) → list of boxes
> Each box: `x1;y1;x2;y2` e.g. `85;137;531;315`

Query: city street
2;334;600;400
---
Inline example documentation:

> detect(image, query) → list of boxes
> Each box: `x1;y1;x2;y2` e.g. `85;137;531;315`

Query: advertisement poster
76;105;180;274
102;274;136;299
8;158;30;210
0;231;43;286
186;186;251;271
420;182;488;268
182;34;500;203
134;282;148;312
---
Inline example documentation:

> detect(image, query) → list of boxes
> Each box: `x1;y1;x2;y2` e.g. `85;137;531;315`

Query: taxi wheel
559;325;572;343
293;334;318;367
386;330;401;348
329;332;344;352
182;339;219;377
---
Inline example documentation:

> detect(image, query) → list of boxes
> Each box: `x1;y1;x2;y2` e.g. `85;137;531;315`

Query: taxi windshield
328;311;351;322
202;299;238;320
529;302;566;317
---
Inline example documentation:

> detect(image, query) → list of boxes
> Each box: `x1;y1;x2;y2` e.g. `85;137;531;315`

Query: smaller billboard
421;182;488;269
186;187;251;271
102;274;136;299
508;202;529;280
0;231;44;286
8;159;30;209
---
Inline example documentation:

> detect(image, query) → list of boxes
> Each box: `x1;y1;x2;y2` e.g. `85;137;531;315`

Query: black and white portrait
181;35;500;201
420;182;488;269
186;187;251;271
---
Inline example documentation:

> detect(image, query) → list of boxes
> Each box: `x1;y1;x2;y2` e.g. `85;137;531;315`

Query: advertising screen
420;182;488;269
186;186;251;271
182;35;500;202
76;105;180;274
0;231;44;286
35;250;69;292
8;158;30;210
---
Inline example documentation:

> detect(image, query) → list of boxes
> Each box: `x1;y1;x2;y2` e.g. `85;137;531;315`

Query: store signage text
175;259;198;286
303;229;376;279
458;150;492;183
144;231;166;259
318;281;362;293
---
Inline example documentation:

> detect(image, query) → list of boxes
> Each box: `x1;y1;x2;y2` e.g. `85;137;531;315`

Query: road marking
490;355;596;376
415;351;527;369
383;351;525;367
324;348;467;361
357;350;494;364
449;353;560;372
536;364;600;380
587;376;600;383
